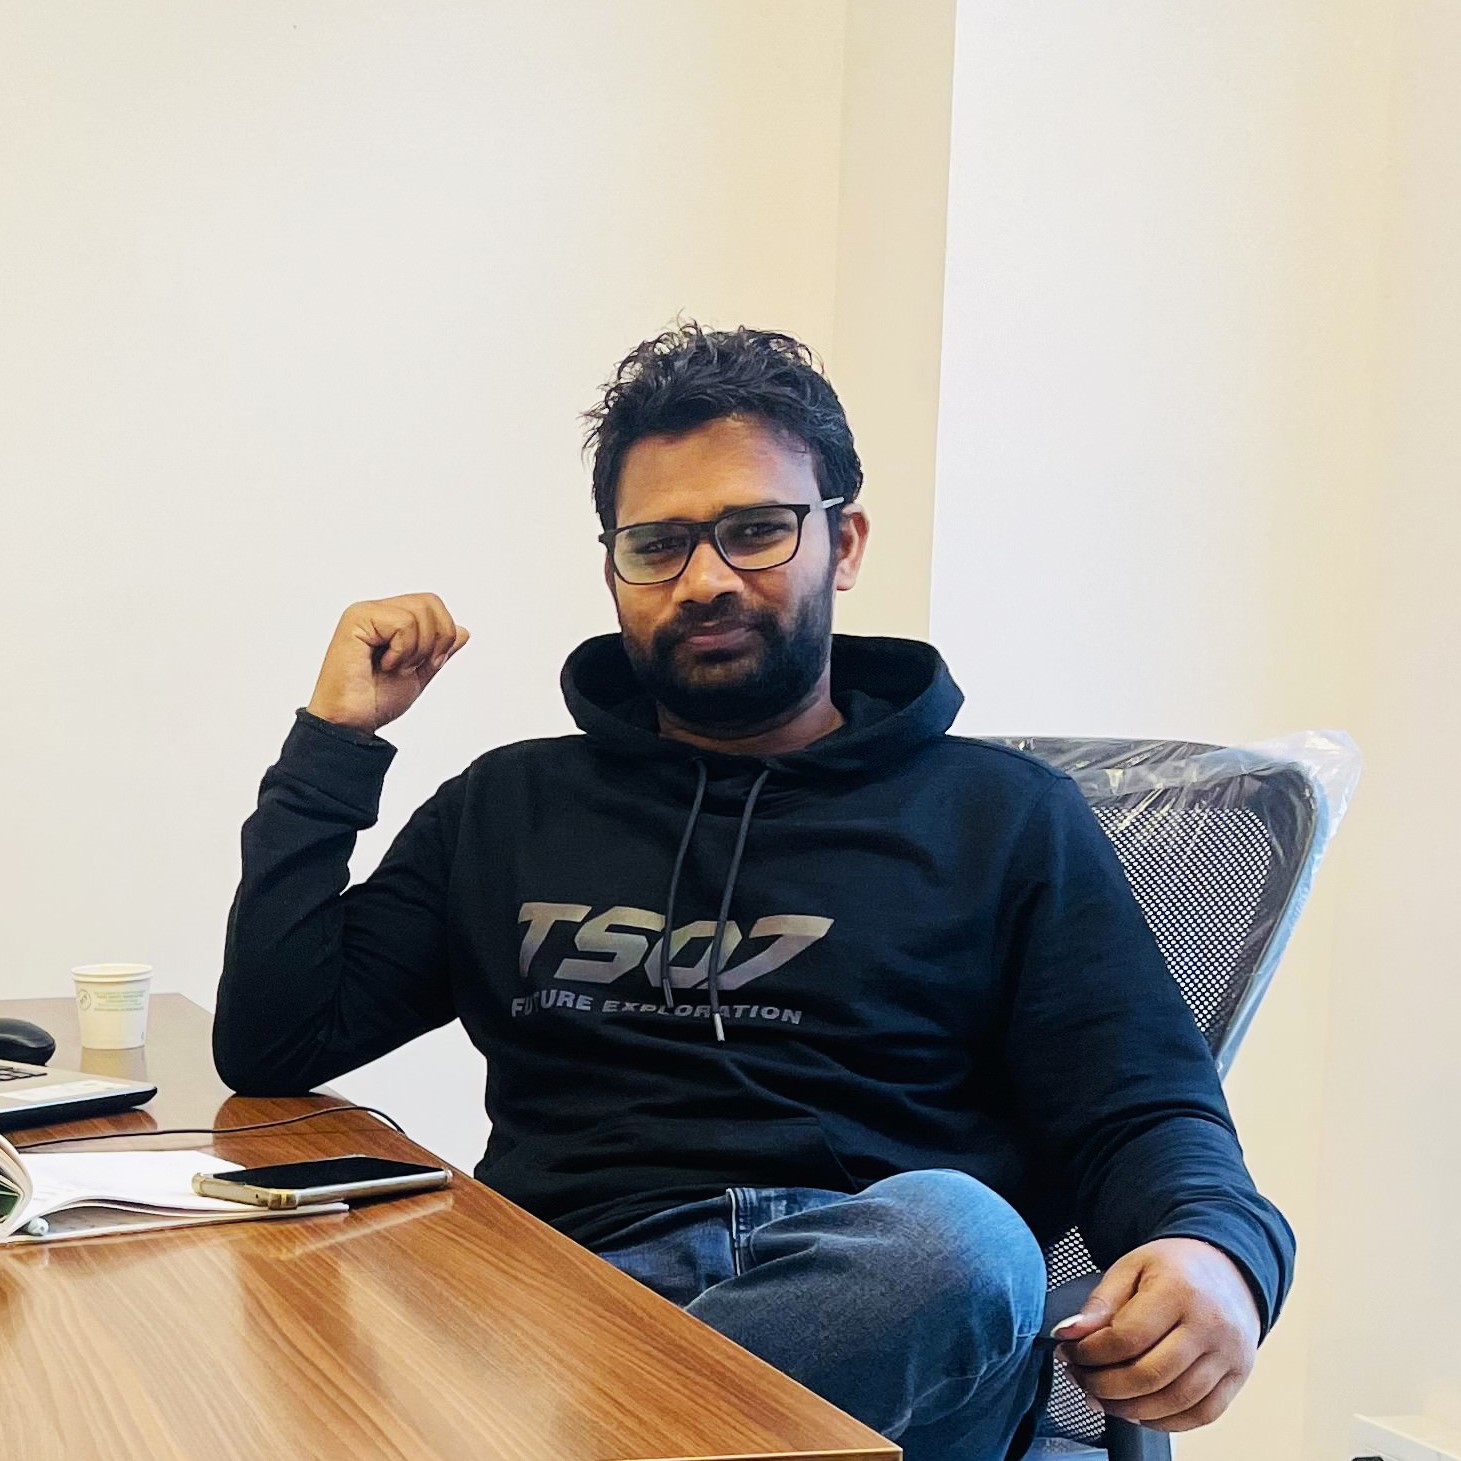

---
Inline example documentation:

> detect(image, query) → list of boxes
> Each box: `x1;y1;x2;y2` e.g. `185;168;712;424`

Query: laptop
0;1058;157;1131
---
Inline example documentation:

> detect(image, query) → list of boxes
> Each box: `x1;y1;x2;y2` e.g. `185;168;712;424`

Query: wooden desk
0;995;898;1461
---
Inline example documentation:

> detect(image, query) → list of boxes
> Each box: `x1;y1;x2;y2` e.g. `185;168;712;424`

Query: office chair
987;733;1361;1461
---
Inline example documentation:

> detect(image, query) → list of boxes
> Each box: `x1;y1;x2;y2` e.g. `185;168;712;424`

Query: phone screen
209;1157;443;1190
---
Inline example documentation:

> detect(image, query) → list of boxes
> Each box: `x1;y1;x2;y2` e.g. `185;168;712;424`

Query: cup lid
71;963;154;979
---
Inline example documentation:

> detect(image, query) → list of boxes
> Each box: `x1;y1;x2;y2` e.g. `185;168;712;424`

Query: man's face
606;415;866;731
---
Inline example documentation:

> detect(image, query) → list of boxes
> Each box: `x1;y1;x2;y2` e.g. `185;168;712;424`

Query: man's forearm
1072;1111;1295;1340
214;710;461;1095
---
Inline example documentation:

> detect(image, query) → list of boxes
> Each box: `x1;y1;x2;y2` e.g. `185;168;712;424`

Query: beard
622;573;835;732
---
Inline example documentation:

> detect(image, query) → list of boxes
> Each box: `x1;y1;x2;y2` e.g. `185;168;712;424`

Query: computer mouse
0;1018;57;1067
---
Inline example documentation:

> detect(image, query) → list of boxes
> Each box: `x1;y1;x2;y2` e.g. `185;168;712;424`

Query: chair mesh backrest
989;738;1322;1447
1092;800;1274;1053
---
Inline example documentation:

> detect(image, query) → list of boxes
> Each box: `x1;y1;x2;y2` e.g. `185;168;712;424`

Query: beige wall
932;3;1458;1457
1302;1;1461;1446
0;0;851;1164
827;0;955;643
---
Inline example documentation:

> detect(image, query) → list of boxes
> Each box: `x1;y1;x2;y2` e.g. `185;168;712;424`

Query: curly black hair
581;320;863;529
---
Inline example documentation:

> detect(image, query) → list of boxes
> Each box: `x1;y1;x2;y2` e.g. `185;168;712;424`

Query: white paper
18;1149;248;1221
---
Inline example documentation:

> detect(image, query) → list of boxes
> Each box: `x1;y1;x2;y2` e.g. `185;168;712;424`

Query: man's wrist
1150;1234;1270;1340
296;707;387;748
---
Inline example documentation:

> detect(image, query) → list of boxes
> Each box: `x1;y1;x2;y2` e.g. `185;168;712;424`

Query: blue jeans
592;1168;1049;1461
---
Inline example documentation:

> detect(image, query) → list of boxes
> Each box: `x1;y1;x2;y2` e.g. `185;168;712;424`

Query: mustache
649;607;776;663
658;604;771;640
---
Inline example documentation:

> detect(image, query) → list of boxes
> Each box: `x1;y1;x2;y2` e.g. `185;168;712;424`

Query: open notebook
0;1132;347;1244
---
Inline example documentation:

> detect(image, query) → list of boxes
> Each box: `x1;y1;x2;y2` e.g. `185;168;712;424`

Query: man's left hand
1051;1237;1261;1432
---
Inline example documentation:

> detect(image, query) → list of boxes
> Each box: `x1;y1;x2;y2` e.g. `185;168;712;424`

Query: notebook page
17;1150;248;1223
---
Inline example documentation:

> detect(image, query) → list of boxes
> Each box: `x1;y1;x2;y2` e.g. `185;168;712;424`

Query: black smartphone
192;1154;452;1210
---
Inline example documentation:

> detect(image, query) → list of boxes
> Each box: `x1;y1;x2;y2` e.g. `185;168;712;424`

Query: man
215;323;1292;1460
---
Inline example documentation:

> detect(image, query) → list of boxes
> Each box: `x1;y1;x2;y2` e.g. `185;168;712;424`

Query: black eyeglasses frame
597;498;846;586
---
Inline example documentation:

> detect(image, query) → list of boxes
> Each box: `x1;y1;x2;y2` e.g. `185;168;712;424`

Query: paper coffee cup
71;964;154;1049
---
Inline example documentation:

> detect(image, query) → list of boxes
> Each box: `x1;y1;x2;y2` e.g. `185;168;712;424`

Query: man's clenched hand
307;593;470;737
1051;1237;1261;1433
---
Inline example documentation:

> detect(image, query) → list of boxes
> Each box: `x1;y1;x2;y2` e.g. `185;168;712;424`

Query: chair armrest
1040;1273;1173;1461
1105;1419;1173;1461
1041;1272;1102;1340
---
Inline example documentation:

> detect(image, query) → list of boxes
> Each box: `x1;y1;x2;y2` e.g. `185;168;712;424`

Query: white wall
932;0;1389;744
932;3;1458;1457
0;0;852;1166
827;0;955;643
1302;0;1461;1444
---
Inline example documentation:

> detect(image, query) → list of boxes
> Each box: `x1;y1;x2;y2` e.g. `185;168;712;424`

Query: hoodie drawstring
656;761;772;1043
706;768;771;1042
657;760;708;1009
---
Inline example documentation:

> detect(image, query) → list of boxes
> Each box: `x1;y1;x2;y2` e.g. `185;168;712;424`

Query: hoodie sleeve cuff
295;707;391;748
273;709;398;824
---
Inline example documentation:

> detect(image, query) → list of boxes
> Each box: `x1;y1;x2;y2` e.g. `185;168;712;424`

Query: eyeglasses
599;498;844;586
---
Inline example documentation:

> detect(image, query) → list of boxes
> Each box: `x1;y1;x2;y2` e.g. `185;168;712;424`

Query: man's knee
859;1169;1047;1357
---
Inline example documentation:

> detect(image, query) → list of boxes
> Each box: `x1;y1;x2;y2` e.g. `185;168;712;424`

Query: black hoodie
215;633;1294;1335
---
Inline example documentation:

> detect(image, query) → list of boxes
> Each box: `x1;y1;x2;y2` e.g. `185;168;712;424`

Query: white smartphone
192;1154;452;1210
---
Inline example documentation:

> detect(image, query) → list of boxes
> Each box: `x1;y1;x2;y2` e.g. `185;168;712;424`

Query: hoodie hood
560;632;965;777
